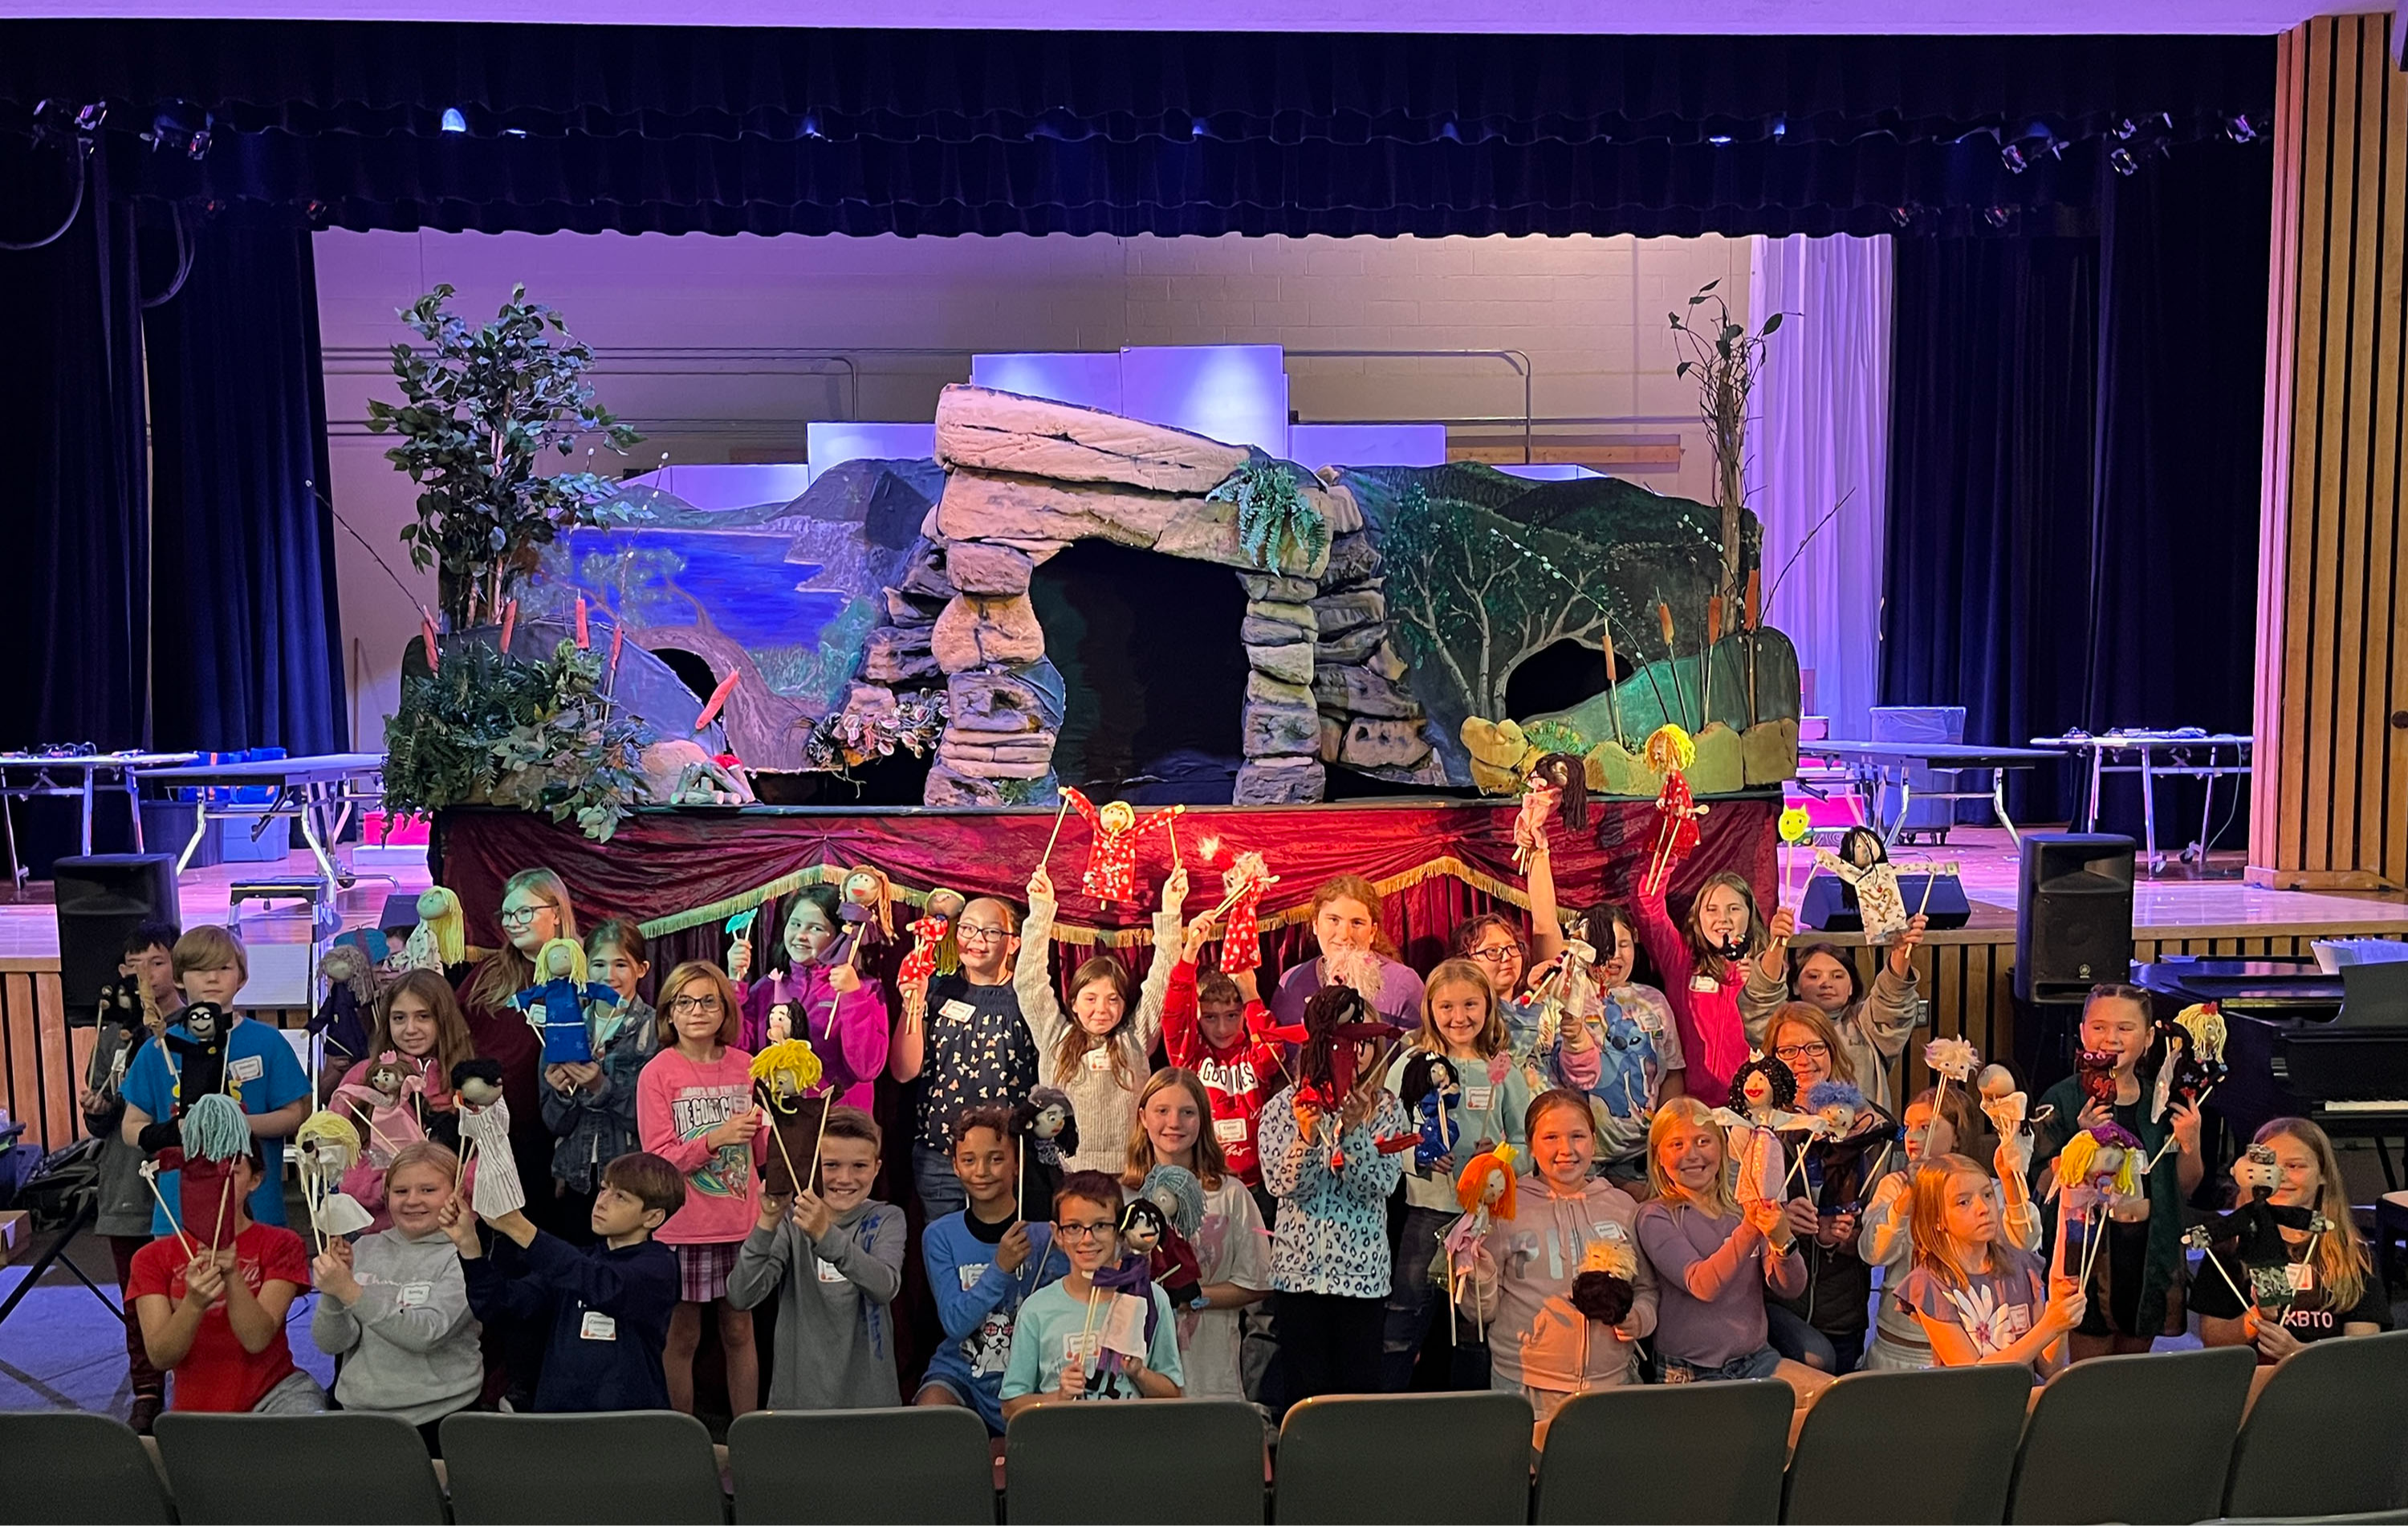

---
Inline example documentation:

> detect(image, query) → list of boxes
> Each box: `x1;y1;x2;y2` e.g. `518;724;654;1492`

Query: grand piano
2135;955;2408;1189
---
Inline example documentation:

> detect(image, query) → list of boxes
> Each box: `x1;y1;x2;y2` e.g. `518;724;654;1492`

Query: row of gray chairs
6;1333;2405;1525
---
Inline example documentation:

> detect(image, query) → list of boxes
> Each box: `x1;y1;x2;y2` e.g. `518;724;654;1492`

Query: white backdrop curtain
1745;234;1892;740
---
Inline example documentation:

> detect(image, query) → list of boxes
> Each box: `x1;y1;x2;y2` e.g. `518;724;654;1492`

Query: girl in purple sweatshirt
729;886;888;1111
1633;1097;1832;1404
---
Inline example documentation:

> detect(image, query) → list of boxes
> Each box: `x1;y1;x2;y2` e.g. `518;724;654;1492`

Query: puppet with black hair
1087;1197;1169;1390
135;1004;237;1156
1714;1052;1806;1204
1010;1086;1080;1220
86;974;155;1140
1813;825;1910;943
1264;984;1404;1170
1398;1052;1466;1171
1531;752;1589;832
1570;1231;1639;1329
1137;1164;1206;1309
451;1057;525;1219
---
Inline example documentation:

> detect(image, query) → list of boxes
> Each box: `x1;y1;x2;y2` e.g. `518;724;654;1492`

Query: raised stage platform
2;808;2402;1157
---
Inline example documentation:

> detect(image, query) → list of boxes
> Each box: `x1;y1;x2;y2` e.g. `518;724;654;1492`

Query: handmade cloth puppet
2151;1003;2229;1122
2050;1122;2142;1203
1060;787;1182;904
1714;1052;1805;1204
1525;913;1601;1064
1816;827;1908;943
750;1039;828;1198
451;1058;526;1219
1512;770;1560;873
162;1093;254;1254
2073;1048;2121;1112
1530;751;1589;832
1569;1231;1638;1329
896;888;967;1028
1137;1163;1206;1308
1264;984;1402;1170
2184;1144;2326;1318
1795;1080;1896;1211
1976;1063;2054;1179
395;886;466;974
830;866;897;967
311;944;381;1072
333;1050;429;1166
84;975;153;1137
1207;852;1279;975
1011;1086;1080;1219
1442;1145;1523;1316
1398;1052;1465;1170
295;1109;370;1245
160;1002;235;1116
1090;1202;1168;1386
1641;725;1706;895
507;938;620;1067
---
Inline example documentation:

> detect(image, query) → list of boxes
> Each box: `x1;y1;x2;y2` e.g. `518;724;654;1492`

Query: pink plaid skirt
674;1239;739;1303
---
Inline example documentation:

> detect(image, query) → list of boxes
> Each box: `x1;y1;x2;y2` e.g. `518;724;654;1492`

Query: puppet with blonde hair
396;886;466;974
750;1038;828;1197
1059;786;1184;904
1641;724;1706;896
508;936;620;1066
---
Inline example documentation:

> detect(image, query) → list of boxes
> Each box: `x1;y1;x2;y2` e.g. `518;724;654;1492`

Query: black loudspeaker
2015;832;2135;1002
1800;872;1973;932
53;854;181;1026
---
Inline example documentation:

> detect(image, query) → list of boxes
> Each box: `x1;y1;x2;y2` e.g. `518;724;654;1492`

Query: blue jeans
1662;1344;1784;1383
1766;1302;1844;1373
913;1141;966;1223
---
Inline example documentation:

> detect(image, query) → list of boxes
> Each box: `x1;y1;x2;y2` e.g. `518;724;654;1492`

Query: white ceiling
2;0;2336;31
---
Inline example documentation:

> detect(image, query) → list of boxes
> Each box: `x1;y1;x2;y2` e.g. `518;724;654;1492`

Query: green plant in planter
1210;459;1328;574
1668;279;1784;597
384;639;647;840
367;283;645;628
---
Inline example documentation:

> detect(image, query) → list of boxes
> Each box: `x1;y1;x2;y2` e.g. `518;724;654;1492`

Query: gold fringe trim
639;855;1532;948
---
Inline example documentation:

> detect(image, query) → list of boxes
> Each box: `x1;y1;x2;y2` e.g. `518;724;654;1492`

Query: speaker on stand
53;854;181;1026
2012;832;2135;1087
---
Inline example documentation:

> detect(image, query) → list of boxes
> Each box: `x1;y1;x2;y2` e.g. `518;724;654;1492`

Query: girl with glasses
1744;915;1926;1117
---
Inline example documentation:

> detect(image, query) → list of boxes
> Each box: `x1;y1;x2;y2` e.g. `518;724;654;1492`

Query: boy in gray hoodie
311;1141;482;1451
726;1105;905;1410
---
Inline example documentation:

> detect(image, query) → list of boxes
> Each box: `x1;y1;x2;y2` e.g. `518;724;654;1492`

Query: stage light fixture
2002;142;2028;173
1983;204;2015;228
2226;112;2256;142
800;112;824;140
440;107;467;133
140;101;214;159
1190;116;1208;139
1770;115;1787;140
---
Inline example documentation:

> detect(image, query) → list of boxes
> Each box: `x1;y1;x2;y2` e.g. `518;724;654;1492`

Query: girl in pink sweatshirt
1633;869;1767;1107
637;961;766;1417
728;885;888;1110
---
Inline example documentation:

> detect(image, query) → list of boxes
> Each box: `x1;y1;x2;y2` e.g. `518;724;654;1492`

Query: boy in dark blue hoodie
445;1150;683;1412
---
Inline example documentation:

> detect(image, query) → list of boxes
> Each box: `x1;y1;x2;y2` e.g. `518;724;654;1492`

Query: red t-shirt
1161;962;1283;1187
128;1223;311;1411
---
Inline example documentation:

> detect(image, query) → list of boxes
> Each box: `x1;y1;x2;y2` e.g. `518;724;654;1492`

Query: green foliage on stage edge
1667;279;1784;594
368;283;645;629
384;638;647;841
1210;459;1328;574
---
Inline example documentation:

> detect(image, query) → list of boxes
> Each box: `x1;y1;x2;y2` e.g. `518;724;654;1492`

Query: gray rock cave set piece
854;385;1437;807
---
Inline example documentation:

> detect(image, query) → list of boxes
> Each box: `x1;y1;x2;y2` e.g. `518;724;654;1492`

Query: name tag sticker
229;1055;264;1083
958;1264;990;1291
1214;1117;1249;1143
397;1282;432;1310
1084;1048;1112;1072
816;1257;848;1283
939;999;976;1023
2288;1261;2315;1292
1463;1086;1495;1112
580;1310;618;1341
1688;974;1721;995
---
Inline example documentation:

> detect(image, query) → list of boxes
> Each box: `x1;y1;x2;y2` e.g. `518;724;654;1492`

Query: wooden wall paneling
35;972;72;1150
4;972;42;1150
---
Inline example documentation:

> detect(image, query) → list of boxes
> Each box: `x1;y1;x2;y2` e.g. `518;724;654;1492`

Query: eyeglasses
669;995;723;1015
956;922;1010;944
1466;945;1522;963
1056;1221;1116;1242
1773;1041;1830;1061
498;902;556;928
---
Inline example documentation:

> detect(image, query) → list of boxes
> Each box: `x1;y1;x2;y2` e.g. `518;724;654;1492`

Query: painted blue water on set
562;526;846;649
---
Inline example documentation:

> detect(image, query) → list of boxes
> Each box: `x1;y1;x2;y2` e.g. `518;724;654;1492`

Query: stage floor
0;824;2399;966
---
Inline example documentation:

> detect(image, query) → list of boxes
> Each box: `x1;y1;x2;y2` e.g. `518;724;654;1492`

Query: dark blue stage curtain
0;144;149;752
145;212;348;756
1882;140;2272;831
0;22;2274;238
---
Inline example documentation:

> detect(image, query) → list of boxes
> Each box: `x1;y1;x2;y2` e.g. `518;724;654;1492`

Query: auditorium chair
441;1410;725;1524
1273;1390;1531;1524
2222;1329;2408;1520
1781;1365;2029;1524
1007;1398;1267;1524
2005;1345;2256;1524
0;1413;171;1525
1532;1381;1788;1524
155;1411;445;1524
729;1407;994;1524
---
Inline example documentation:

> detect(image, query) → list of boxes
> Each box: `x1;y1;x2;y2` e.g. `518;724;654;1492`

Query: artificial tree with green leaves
368;283;644;629
1668;279;1784;598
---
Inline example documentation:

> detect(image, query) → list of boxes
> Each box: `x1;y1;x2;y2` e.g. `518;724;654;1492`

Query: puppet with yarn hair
334;1050;428;1168
1715;1053;1805;1204
1398;1052;1465;1170
395;887;466;974
157;1093;254;1255
1135;1165;1206;1309
1059;787;1183;904
451;1058;525;1219
312;944;382;1072
1206;851;1279;975
1265;984;1401;1169
1641;725;1706;895
2151;1003;2229;1123
295;1110;375;1243
508;938;620;1067
830;866;897;968
1011;1086;1080;1219
896;888;967;1029
1570;1230;1639;1329
1814;827;1909;944
750;1039;827;1198
1442;1144;1522;1337
1793;1079;1896;1211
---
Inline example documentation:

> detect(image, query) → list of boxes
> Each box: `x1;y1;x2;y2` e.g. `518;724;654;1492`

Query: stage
4;799;2404;1157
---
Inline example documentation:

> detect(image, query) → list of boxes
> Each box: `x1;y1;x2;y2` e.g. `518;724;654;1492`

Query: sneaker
128;1394;164;1435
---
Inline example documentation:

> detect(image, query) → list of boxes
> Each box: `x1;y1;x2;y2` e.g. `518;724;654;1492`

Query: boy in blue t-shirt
120;927;311;1234
915;1105;1060;1431
999;1171;1184;1418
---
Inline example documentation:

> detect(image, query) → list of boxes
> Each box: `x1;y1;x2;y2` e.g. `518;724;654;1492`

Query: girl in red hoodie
1633;869;1768;1108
